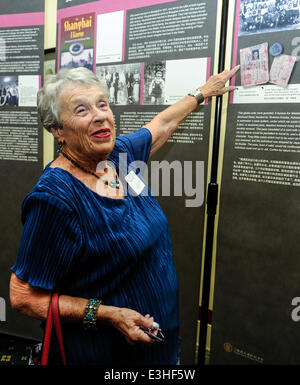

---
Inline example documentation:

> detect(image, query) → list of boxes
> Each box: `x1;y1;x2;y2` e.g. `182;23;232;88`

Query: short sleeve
115;128;152;164
11;192;82;291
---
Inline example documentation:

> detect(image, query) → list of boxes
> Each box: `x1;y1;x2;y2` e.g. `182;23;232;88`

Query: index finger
229;65;240;77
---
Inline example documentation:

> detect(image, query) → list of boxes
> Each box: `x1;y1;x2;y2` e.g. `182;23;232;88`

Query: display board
210;0;300;364
57;0;221;364
0;0;44;339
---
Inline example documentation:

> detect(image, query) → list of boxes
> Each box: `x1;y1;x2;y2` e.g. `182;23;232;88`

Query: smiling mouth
91;129;111;138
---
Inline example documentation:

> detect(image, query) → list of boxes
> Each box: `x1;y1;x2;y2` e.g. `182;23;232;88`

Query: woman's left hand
200;65;240;98
103;306;159;345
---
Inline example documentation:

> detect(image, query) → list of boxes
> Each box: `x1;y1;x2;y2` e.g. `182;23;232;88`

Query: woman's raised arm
145;65;240;157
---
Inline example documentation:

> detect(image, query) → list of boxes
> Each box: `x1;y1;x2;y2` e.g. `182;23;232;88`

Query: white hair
37;67;108;132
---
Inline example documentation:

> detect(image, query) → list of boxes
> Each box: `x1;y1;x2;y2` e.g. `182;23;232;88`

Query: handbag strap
51;293;67;365
41;293;67;365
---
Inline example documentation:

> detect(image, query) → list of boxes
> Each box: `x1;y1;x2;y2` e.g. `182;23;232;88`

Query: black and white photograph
239;0;300;36
143;62;166;105
0;76;18;107
96;63;141;105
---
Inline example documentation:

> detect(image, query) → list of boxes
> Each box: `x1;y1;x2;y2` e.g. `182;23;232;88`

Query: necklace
61;150;120;189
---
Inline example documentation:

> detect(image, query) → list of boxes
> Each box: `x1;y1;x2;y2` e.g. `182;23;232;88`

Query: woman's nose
92;107;106;122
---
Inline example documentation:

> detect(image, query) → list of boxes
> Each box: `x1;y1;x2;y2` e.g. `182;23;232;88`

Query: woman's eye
76;107;86;114
98;101;107;108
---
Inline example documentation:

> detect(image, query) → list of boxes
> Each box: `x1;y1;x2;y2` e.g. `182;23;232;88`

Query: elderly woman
9;65;239;365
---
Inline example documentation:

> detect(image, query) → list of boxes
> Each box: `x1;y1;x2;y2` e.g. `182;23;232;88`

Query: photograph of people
8;81;18;107
0;84;8;107
9;65;239;365
97;63;141;105
239;0;300;36
132;68;141;104
0;76;18;107
149;71;165;105
143;62;166;105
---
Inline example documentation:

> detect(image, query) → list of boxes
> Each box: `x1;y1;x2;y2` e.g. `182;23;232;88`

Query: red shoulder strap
41;293;67;365
51;293;67;365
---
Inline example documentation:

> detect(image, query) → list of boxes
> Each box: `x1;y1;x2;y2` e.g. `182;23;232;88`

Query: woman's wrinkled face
58;83;116;161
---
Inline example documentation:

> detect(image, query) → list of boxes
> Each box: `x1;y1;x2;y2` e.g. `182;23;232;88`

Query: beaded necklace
60;150;120;189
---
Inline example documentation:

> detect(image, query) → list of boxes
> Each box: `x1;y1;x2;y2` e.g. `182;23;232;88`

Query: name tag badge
125;171;145;195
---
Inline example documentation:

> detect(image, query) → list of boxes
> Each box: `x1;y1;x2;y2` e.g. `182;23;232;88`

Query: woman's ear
50;127;64;143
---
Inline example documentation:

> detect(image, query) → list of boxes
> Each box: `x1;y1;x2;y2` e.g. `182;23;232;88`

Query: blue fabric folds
11;128;180;365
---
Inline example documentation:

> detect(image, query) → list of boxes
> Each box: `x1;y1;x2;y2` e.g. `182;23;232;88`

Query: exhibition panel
0;0;45;340
210;0;300;365
56;0;221;364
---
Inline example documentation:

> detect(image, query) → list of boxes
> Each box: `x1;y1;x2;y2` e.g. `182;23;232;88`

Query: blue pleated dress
11;128;180;365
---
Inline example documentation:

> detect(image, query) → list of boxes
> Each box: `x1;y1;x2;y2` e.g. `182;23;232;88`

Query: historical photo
96;63;141;105
239;0;300;36
143;62;166;105
0;76;18;107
